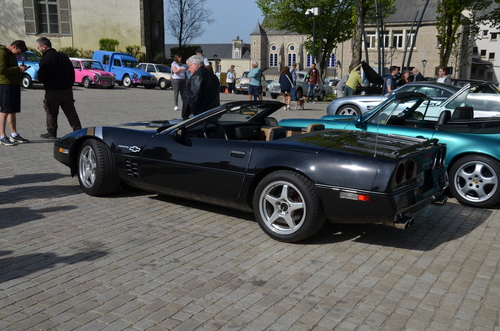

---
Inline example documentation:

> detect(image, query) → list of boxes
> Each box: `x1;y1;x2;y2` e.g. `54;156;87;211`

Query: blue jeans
291;83;296;101
307;83;316;101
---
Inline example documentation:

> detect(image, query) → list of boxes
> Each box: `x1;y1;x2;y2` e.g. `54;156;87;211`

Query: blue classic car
53;101;448;242
279;87;500;208
16;51;40;89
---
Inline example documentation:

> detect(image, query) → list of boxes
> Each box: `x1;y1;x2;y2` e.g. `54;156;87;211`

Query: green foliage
126;45;141;58
79;49;93;58
153;52;168;64
59;47;80;57
256;0;354;79
99;38;119;51
436;0;494;67
29;48;42;57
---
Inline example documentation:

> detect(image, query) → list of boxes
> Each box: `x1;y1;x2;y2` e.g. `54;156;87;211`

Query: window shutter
23;0;37;35
59;0;72;36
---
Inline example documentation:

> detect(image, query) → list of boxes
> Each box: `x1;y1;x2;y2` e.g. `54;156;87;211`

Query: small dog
295;97;306;110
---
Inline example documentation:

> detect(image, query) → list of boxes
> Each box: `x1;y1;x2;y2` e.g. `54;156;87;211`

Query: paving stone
1;88;499;330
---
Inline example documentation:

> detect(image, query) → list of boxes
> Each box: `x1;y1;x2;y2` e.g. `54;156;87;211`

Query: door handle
231;150;245;158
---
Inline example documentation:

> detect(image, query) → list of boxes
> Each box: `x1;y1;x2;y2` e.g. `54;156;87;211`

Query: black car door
140;133;255;209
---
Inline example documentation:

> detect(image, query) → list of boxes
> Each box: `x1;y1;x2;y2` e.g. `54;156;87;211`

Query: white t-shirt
171;62;186;80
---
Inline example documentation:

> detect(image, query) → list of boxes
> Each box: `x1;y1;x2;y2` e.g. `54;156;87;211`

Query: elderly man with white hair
182;54;220;120
247;60;262;101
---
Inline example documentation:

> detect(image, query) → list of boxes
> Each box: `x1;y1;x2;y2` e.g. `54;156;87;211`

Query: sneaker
0;136;15;146
283;106;287;110
287;105;291;110
312;101;316;104
174;106;179;111
9;134;30;144
40;132;57;139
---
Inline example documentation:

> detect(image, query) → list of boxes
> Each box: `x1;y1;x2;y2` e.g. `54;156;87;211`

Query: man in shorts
248;61;262;101
0;40;30;146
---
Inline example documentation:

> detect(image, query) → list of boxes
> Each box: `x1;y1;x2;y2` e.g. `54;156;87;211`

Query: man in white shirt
195;48;210;66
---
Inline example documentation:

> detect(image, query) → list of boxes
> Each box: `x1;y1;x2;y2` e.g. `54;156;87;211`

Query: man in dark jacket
182;55;220;120
412;67;425;81
36;37;81;139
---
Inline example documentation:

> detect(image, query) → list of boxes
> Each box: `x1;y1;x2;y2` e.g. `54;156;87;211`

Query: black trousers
43;89;82;133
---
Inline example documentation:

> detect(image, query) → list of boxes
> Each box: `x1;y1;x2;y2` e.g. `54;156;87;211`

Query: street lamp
213;54;219;72
305;2;319;63
422;59;427;78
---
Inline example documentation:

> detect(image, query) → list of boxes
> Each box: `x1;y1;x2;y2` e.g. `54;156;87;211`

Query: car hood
128;68;154;77
266;129;436;159
85;69;114;76
361;62;384;85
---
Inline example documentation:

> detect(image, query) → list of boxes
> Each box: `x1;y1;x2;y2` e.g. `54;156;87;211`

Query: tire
337;105;361;116
83;77;92;88
122;75;132;87
159;79;168;90
296;88;303;99
78;139;120;196
318;91;326;101
253;170;326;243
449;155;500;208
271;93;279;99
21;74;33;89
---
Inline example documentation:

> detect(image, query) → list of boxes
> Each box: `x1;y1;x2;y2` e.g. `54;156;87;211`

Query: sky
164;0;265;45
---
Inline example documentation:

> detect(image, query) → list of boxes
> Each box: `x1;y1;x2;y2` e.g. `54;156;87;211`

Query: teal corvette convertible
279;86;500;208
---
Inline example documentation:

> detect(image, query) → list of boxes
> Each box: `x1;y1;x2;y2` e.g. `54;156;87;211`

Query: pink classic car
70;58;116;89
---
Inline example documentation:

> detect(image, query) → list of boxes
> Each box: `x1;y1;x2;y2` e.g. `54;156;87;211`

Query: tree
436;0;494;68
256;0;354;80
165;0;215;50
349;0;395;72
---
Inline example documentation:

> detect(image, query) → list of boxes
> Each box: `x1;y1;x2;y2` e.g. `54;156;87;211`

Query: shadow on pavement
0;173;66;186
0;250;108;283
0;206;78;229
303;203;491;250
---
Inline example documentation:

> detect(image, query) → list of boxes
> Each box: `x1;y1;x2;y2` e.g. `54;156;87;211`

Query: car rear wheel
122;75;132;87
337;105;361;116
21;74;33;89
449;155;500;208
159;78;168;89
253;170;326;243
78;139;120;196
83;77;92;88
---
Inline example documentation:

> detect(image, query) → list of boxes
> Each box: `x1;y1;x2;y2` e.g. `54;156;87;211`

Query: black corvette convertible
54;101;448;242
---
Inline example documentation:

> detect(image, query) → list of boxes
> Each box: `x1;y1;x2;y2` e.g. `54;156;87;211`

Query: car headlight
133;73;138;79
93;73;99;81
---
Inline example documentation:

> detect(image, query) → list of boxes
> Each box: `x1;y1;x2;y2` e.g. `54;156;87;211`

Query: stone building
1;0;164;62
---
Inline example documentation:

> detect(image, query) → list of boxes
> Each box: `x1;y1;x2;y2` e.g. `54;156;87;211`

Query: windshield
122;60;138;68
82;61;104;70
157;65;171;73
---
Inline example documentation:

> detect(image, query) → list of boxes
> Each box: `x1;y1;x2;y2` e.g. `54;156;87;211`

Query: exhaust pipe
384;216;414;229
432;194;448;206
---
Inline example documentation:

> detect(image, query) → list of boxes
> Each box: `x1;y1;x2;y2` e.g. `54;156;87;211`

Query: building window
23;0;72;35
481;49;487;57
365;34;377;49
489;52;495;60
327;54;336;67
233;49;239;58
473;47;478;55
287;53;296;67
492;33;498;41
483;30;489;38
269;53;278;67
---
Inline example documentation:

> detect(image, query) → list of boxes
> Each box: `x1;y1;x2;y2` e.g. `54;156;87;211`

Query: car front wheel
122;75;132;87
83;77;92;88
337;104;361;116
449;155;500;208
78;139;120;196
253;170;326;243
159;78;168;89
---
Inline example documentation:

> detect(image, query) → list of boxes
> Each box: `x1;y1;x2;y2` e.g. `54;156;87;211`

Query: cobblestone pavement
1;85;499;331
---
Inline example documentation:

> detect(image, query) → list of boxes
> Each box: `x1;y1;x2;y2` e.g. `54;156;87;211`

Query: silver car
326;82;459;115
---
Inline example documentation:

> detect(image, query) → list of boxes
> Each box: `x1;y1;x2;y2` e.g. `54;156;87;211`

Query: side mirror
354;116;363;128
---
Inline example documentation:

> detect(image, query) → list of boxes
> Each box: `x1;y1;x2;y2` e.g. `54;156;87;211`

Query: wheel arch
244;166;316;208
68;136;112;176
446;151;500;172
